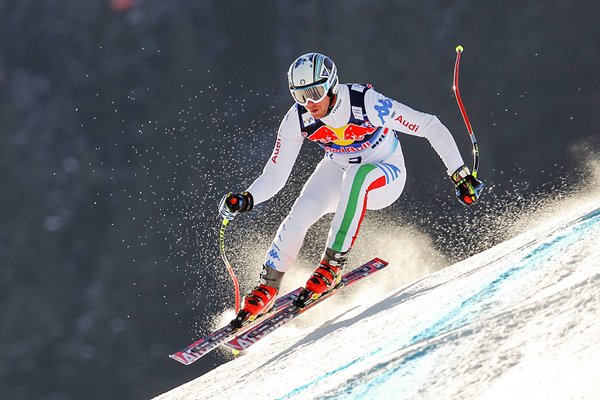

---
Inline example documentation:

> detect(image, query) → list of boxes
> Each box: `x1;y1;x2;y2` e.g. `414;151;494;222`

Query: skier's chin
308;109;327;119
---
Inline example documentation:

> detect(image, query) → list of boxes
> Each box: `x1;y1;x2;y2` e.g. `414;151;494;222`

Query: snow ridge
156;204;600;400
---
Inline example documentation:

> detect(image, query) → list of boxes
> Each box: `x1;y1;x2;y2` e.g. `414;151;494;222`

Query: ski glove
450;165;484;206
218;192;254;221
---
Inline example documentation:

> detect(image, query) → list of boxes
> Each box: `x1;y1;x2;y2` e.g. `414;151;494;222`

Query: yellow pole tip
456;45;464;53
232;349;240;356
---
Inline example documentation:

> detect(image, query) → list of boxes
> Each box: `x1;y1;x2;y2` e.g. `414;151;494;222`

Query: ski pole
452;45;480;178
219;218;241;313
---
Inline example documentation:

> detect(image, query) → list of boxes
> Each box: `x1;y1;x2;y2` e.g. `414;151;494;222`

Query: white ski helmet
287;53;339;105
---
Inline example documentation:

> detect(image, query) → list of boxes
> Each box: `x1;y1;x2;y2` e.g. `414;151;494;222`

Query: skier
218;52;483;322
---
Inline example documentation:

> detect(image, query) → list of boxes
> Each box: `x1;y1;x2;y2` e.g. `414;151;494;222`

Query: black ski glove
218;192;254;220
450;165;484;206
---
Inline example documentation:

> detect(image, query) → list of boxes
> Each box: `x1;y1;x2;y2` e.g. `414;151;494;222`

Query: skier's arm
245;106;304;205
365;89;464;175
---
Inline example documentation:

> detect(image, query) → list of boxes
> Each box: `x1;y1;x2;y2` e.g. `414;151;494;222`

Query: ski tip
169;353;190;365
169;351;200;366
456;45;464;53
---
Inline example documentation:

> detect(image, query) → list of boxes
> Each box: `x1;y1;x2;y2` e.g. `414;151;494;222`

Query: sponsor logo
371;128;388;149
395;115;420;132
178;351;201;363
331;96;343;114
230;337;255;350
302;112;316;127
268;249;281;261
182;326;235;359
326;141;372;153
351;84;366;92
307;123;376;145
308;126;338;144
352;106;364;120
271;136;282;163
231;311;295;350
374;98;393;124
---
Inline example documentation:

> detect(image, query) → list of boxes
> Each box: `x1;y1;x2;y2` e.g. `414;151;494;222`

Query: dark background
1;1;599;399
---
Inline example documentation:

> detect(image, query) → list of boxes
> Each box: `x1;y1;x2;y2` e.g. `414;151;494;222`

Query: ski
169;257;388;365
225;257;388;352
169;288;302;365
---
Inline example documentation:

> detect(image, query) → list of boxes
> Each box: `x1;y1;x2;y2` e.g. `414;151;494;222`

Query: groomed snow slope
156;199;600;400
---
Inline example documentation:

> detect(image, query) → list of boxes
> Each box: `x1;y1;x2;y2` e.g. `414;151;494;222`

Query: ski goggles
290;82;328;106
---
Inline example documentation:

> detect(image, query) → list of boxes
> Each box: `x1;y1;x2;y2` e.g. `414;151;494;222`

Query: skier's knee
288;195;324;229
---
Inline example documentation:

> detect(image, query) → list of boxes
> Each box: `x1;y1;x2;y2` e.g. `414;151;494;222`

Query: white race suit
246;83;465;272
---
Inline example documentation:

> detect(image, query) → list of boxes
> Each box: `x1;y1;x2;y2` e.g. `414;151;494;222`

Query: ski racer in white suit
219;53;483;321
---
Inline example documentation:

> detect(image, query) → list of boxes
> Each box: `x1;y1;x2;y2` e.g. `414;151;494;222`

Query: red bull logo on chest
306;123;377;146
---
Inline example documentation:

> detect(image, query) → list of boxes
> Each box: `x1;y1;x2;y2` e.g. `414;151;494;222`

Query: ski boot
230;265;284;329
294;248;349;308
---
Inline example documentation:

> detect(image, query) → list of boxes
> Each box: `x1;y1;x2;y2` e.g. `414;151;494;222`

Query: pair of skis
169;258;388;365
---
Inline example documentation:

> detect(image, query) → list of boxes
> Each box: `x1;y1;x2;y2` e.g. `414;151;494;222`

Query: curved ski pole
453;45;480;178
219;218;241;313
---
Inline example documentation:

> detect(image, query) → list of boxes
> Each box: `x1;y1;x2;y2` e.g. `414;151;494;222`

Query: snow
154;196;600;400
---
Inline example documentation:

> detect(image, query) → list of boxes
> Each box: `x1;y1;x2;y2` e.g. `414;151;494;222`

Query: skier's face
304;95;331;119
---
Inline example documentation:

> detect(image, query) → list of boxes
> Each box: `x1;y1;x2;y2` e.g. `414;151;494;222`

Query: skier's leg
263;158;343;277
303;160;406;295
363;161;407;211
240;159;342;318
327;161;406;252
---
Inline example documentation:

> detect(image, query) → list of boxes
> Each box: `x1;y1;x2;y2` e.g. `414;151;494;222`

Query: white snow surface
155;198;600;400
